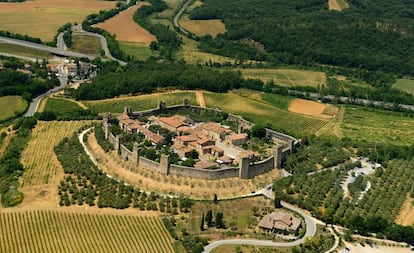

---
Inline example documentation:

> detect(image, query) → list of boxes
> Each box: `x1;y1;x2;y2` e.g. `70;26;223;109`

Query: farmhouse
258;211;302;234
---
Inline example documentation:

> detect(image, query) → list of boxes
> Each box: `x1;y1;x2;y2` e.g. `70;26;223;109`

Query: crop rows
20;121;94;188
0;210;174;253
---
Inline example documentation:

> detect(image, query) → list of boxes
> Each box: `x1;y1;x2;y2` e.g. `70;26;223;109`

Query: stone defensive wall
102;100;300;179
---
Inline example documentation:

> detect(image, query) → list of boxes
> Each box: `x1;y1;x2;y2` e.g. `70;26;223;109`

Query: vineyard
204;92;328;137
20;120;95;188
0;210;174;253
83;91;197;114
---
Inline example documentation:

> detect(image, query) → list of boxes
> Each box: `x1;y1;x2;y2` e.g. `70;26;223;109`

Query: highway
0;36;93;60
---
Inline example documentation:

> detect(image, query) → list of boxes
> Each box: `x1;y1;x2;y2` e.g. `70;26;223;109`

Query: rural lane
173;0;192;35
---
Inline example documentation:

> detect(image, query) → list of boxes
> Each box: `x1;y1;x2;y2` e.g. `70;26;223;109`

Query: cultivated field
0;42;52;59
0;209;174;253
43;97;87;113
392;78;414;95
328;0;349;11
83;91;197;114
119;41;154;60
0;0;116;41
0;96;27;121
236;68;327;88
288;98;335;119
204;92;328;136
20;120;94;188
180;15;226;37
94;2;156;45
341;106;414;145
71;34;101;55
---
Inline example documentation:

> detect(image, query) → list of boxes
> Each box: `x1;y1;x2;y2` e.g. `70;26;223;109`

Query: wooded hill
191;0;414;76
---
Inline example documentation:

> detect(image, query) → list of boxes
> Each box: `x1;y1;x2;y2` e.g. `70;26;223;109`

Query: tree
252;206;259;216
213;193;218;204
215;211;224;228
200;212;205;231
205;210;213;227
251;124;266;138
274;196;282;208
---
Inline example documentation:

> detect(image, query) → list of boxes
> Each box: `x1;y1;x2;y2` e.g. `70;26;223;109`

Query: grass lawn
71;34;101;55
341;106;414;145
0;96;27;121
0;42;52;59
119;41;154;60
179;14;226;37
204;92;328;137
234;68;327;88
83;91;198;114
43;97;84;113
392;78;414;95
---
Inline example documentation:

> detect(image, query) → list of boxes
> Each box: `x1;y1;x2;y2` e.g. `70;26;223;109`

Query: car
360;242;365;247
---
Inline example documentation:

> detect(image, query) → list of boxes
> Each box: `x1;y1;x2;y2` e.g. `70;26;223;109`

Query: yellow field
180;15;226;37
328;0;349;11
237;68;327;88
0;95;28;121
0;0;116;41
20;120;94;188
0;209;174;253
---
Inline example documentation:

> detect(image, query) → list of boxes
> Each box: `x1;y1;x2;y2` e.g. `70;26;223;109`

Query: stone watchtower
123;105;132;116
158;101;166;111
103;112;112;140
160;154;170;175
273;144;284;169
183;98;190;107
131;142;141;171
239;156;250;179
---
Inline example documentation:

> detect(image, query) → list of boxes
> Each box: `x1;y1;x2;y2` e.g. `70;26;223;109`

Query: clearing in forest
180;15;226;37
94;2;156;45
0;0;116;41
328;0;349;11
288;99;335;119
0;96;27;121
392;78;414;95
0;209;174;253
237;68;327;88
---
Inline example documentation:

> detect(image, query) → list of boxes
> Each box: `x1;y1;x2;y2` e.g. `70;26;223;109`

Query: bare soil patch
0;0;116;41
94;2;156;45
395;194;414;226
288;99;332;119
328;0;349;11
195;91;206;108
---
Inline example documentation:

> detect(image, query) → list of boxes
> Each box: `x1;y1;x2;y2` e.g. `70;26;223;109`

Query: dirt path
0;129;12;156
59;97;89;109
395;194;414;226
37;96;48;113
195;91;206;108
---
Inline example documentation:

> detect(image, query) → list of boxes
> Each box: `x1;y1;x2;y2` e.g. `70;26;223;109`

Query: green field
204;92;327;136
83;91;197;114
0;96;28;121
0;42;52;59
119;41;154;60
342;106;414;145
71;34;101;55
43;97;84;113
235;68;327;88
392;78;414;95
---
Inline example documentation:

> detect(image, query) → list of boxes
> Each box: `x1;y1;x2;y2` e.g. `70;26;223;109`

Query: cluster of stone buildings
116;112;257;169
258;211;302;234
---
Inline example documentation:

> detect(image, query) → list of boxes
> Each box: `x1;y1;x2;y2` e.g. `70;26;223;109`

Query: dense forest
191;0;414;76
70;61;242;100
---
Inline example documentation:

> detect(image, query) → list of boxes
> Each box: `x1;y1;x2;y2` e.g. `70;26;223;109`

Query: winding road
173;0;192;36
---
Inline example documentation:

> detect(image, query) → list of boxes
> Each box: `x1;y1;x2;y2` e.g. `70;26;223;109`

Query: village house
199;122;232;142
258;211;302;234
225;133;248;146
154;115;192;132
66;63;78;77
117;114;164;145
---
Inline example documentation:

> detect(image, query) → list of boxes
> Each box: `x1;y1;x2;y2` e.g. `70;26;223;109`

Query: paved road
56;32;65;50
173;0;192;35
0;36;93;60
24;63;68;117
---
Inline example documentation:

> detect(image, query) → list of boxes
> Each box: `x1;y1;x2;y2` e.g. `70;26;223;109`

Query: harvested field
180;15;226;37
0;0;116;41
0;209;174;253
94;2;156;45
328;0;349;11
288;98;333;119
